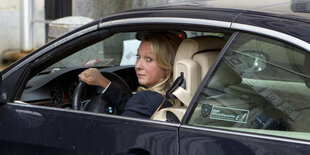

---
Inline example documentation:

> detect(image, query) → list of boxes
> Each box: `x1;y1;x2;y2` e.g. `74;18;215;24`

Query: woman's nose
135;59;143;69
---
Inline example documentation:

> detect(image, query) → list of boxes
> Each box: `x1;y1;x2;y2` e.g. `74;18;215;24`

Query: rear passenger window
187;32;310;140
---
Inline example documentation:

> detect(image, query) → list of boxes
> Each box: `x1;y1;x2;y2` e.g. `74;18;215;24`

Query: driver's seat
152;36;227;122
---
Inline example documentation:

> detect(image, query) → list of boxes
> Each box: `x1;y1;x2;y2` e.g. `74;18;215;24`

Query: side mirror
0;72;7;105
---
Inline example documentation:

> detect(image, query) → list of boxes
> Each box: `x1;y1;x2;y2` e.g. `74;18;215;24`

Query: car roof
122;0;310;20
203;0;310;19
96;2;310;44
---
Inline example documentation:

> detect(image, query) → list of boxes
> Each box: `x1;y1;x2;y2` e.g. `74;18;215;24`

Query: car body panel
100;6;242;24
0;103;178;154
179;125;310;154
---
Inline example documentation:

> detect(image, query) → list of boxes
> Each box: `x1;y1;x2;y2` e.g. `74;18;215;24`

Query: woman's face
135;41;166;88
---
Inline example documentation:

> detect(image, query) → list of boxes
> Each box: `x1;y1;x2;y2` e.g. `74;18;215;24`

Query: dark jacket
101;83;172;119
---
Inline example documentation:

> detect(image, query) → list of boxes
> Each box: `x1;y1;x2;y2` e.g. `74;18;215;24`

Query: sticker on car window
120;39;141;66
210;106;249;124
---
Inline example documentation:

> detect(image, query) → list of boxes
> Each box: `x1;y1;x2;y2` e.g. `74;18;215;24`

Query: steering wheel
72;71;132;114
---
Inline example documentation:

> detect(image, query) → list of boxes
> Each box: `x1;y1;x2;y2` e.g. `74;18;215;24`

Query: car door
179;31;310;154
0;27;179;154
0;103;178;154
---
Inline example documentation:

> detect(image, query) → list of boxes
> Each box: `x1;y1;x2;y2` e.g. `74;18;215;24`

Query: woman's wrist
99;77;111;88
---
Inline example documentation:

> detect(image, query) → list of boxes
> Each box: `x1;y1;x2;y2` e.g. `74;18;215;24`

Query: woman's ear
165;70;171;77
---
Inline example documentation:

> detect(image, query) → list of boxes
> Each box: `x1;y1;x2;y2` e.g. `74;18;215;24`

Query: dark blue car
1;1;310;154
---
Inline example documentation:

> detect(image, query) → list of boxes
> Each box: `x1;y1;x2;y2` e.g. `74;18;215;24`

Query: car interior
152;36;227;121
18;30;229;115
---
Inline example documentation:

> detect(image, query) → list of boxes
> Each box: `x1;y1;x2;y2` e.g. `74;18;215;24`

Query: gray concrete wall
0;0;45;59
0;0;20;57
72;0;145;19
72;0;183;19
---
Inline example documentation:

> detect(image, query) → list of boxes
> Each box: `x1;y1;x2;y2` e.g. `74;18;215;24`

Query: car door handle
113;148;150;155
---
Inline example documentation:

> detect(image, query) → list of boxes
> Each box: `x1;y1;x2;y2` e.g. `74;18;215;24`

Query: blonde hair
138;32;182;97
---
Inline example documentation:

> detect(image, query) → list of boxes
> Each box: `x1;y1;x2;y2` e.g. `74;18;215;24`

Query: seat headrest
208;61;242;88
174;36;227;62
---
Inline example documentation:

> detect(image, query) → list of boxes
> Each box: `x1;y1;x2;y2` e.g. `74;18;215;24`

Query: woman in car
78;31;182;119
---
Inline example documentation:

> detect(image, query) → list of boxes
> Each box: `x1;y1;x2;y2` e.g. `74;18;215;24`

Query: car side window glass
187;32;310;140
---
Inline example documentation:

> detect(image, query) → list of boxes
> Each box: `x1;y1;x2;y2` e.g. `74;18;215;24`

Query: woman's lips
137;73;145;78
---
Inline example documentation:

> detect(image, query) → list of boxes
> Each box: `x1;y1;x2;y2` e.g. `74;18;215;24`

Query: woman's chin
138;81;151;88
138;80;146;85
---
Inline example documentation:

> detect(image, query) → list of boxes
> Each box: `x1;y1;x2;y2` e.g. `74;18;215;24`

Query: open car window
20;32;140;106
187;32;310;140
46;30;222;71
20;30;227;113
48;32;139;70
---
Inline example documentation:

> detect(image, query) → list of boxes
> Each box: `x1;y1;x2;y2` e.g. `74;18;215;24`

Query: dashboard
20;66;138;108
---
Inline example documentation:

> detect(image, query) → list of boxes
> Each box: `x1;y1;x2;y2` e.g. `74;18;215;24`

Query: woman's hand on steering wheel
78;68;110;88
73;68;132;114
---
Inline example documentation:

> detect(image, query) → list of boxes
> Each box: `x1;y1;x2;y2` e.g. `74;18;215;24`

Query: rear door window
187;32;310;140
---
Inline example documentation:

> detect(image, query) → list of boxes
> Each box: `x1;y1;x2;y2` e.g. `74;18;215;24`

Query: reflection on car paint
16;109;45;128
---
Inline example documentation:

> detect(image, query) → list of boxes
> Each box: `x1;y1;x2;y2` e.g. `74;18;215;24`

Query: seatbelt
166;72;191;106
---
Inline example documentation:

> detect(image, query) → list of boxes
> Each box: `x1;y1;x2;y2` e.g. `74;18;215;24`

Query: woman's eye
146;57;152;62
136;55;141;59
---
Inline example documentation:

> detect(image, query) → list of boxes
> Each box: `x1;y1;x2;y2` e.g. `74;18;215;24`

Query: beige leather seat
152;36;227;122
